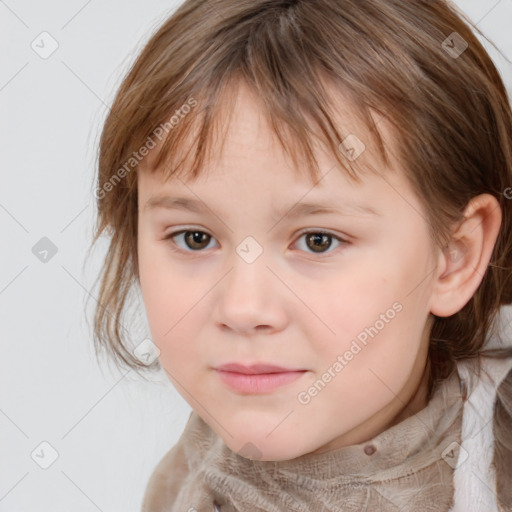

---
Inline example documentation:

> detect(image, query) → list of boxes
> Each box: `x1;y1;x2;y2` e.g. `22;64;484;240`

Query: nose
213;249;288;335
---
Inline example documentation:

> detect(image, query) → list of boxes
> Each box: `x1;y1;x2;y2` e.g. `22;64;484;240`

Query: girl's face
137;83;441;461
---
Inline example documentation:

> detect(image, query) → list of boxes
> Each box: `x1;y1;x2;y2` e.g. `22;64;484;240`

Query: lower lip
216;370;307;393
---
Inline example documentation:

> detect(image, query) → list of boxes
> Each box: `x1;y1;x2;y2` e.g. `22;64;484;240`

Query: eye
162;228;349;255
163;229;217;252
293;229;348;255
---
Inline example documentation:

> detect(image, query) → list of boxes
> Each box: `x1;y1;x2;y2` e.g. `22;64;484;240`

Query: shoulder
140;411;216;512
450;308;512;512
141;429;190;512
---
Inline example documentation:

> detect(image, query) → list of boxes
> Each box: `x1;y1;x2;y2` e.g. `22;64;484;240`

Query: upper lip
216;363;305;374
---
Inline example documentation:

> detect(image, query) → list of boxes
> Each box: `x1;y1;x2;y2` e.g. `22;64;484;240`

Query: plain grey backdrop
1;0;511;511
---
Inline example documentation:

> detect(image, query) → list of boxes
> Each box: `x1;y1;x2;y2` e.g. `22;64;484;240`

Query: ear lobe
430;193;502;318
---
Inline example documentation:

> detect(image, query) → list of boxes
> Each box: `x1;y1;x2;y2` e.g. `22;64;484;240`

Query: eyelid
294;227;350;243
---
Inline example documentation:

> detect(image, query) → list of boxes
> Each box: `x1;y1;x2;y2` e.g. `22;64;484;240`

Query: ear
430;193;502;317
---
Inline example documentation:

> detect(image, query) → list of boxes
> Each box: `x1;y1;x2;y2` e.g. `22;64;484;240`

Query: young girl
89;0;512;510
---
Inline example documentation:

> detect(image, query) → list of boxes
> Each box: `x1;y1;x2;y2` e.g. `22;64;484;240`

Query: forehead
137;80;404;204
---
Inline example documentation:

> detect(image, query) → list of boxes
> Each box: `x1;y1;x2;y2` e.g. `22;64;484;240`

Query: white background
1;1;511;511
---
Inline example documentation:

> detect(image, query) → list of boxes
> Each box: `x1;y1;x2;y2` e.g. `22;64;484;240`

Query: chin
207;407;314;461
220;427;309;462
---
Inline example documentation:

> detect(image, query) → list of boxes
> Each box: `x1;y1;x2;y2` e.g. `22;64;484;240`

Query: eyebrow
144;195;380;219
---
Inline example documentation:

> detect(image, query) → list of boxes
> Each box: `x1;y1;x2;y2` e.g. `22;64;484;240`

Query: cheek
314;267;394;339
138;244;203;360
314;249;430;363
140;277;202;375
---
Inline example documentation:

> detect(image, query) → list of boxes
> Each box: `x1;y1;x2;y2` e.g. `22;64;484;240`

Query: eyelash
161;228;350;257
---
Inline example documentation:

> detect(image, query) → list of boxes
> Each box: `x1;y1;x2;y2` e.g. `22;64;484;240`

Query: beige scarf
141;368;464;512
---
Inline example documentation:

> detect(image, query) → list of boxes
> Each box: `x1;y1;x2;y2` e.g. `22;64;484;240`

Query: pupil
187;231;209;249
308;233;331;253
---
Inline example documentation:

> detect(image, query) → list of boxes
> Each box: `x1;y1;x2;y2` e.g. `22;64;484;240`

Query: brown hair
88;0;512;502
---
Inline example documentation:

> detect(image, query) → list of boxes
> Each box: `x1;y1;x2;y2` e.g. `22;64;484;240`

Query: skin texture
136;82;502;461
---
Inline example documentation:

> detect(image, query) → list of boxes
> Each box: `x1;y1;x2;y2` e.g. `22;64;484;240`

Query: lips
214;363;308;394
216;363;302;374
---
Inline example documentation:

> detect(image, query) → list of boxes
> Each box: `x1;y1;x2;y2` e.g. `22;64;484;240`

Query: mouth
216;363;306;374
214;363;308;394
